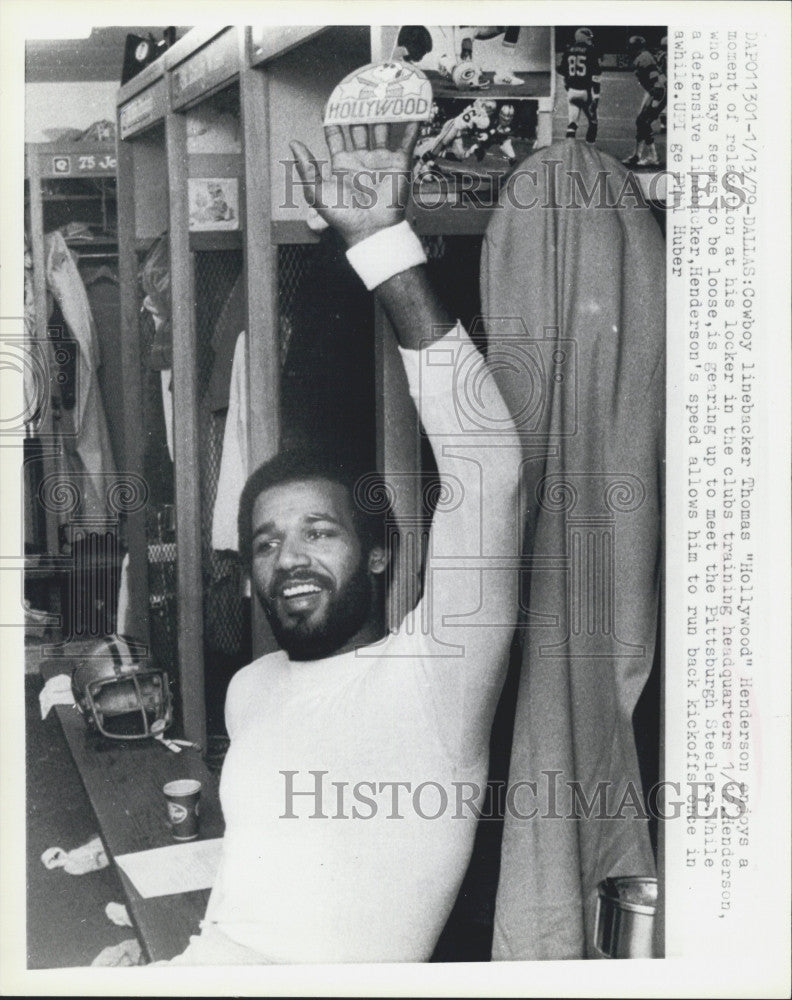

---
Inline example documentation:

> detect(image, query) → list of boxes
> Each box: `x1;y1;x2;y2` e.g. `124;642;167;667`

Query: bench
39;658;224;963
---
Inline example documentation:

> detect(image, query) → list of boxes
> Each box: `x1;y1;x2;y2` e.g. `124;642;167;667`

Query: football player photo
553;26;668;170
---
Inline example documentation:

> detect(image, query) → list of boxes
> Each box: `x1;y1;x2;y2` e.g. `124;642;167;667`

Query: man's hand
290;122;419;248
293;120;452;353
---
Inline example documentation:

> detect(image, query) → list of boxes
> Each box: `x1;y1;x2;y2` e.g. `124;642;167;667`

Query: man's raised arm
291;123;522;721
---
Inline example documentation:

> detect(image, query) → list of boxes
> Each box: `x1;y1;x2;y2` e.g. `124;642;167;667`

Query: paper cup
163;778;201;841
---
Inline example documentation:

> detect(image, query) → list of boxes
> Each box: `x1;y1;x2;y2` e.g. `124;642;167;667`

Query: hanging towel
482;141;663;960
211;332;249;551
160;368;175;463
116;552;131;635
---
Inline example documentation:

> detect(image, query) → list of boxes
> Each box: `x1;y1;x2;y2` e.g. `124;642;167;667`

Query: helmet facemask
81;670;172;739
71;635;173;741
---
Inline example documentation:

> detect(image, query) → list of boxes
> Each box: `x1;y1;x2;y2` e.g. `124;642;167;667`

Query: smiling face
250;478;387;660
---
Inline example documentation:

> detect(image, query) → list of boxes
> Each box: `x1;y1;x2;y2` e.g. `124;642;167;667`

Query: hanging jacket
44;230;117;520
483;141;663;960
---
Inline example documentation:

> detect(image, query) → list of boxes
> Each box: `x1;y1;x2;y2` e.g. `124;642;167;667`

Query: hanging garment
482;141;663;960
83;264;125;470
206;273;246;413
139;234;172;370
211;332;249;551
135;292;175;506
44;230;117;520
160;367;175;463
23;241;45;430
116;552;131;635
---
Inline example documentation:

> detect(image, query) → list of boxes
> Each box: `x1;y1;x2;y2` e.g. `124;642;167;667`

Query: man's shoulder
227;649;286;698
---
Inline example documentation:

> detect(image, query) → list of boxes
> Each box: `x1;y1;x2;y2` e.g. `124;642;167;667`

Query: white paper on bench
114;838;223;898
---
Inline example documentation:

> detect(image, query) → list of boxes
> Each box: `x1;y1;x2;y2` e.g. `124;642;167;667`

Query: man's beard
260;561;374;661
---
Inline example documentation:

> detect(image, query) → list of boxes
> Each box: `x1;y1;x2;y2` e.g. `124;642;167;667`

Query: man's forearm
374;264;456;352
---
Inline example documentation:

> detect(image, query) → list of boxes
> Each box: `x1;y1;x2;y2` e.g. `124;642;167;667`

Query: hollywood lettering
326;96;430;122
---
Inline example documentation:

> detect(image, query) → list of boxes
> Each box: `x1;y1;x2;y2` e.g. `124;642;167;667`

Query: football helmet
575;27;594;46
660;36;667;50
71;634;173;740
452;60;488;89
498;104;515;124
474;98;497;115
627;35;647;55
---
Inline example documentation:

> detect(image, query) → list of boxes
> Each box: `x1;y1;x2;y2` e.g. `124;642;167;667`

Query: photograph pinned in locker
188;177;239;231
553;26;668;167
373;26;552;194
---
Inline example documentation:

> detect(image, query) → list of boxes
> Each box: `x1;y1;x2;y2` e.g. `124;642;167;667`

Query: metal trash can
594;876;658;958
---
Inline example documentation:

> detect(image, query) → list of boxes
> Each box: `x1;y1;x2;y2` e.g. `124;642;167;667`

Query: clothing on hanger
81;261;124;469
44;229;117;520
483;140;662;961
211;332;248;551
139;234;172;371
206;273;246;413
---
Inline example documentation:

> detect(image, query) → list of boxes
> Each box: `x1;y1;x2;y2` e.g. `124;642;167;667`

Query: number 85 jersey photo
558;41;602;94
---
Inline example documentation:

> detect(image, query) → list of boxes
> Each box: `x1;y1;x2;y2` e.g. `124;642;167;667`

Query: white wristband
345;221;427;290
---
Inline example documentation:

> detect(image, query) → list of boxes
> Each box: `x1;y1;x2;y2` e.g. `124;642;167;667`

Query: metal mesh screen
277;240;377;463
421;233;447;259
277;244;320;364
193;249;250;734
